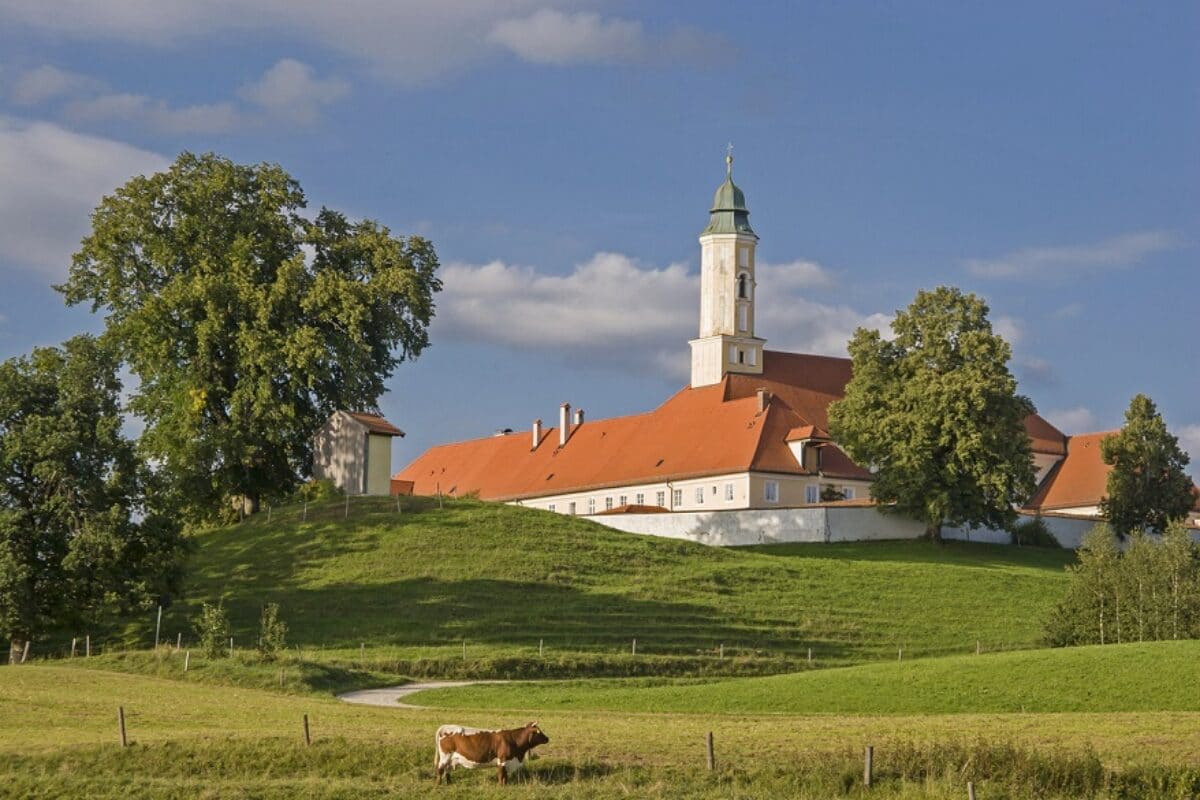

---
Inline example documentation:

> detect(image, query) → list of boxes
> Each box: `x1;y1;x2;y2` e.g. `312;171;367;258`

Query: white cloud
965;231;1176;279
435;251;881;380
1052;302;1083;319
64;93;242;134
1045;406;1098;434
755;259;836;291
0;1;727;83
0;117;168;275
43;59;344;133
9;65;104;105
237;58;349;124
1015;356;1055;387
489;10;646;65
992;314;1023;347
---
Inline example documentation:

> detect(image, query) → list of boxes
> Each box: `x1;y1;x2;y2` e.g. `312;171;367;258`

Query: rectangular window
635;492;644;505
843;487;856;500
673;489;682;507
765;480;780;503
725;483;734;501
739;247;749;268
568;502;576;515
695;487;704;504
619;495;628;506
656;491;665;507
587;498;596;514
605;496;613;510
548;504;556;513
805;484;818;504
738;305;748;332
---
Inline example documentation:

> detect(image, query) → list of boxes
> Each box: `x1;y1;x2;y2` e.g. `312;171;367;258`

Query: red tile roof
1027;430;1200;513
395;350;1067;501
1026;431;1114;511
347;412;405;437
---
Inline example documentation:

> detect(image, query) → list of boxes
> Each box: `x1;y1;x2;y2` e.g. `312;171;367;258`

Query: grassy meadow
3;664;1199;798
67;495;1077;677
411;640;1200;714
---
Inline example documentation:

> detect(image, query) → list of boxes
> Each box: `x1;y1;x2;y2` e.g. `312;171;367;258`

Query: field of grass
58;496;1075;678
2;664;1198;798
411;640;1200;715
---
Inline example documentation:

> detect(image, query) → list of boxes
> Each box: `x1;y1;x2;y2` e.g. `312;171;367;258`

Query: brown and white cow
434;721;549;785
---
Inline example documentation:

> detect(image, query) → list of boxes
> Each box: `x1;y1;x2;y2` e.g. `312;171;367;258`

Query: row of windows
548;482;857;514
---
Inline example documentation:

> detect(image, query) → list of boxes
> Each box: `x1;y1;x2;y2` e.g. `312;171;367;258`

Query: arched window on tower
737;273;750;300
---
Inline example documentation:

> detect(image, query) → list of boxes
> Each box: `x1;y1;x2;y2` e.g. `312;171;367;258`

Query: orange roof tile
396;350;1067;502
1027;430;1200;513
346;412;404;437
1026;431;1115;510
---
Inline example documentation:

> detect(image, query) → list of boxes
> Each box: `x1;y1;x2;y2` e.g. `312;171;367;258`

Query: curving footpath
338;681;503;710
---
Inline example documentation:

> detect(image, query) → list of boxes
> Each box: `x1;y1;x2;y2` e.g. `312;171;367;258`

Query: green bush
296;478;343;503
195;602;231;659
1012;515;1061;548
257;603;287;661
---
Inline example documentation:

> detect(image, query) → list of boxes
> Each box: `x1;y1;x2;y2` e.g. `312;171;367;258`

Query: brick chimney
756;388;771;413
573;408;585;426
531;419;542;450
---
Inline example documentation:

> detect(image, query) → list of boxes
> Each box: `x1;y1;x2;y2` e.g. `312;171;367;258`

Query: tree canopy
57;152;442;516
828;286;1037;540
1100;394;1194;536
0;336;185;662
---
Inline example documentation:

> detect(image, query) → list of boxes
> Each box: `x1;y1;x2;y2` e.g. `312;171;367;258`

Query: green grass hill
411;639;1200;715
82;495;1078;676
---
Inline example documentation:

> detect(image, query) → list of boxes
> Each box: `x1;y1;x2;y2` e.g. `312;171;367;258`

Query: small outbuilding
313;411;404;496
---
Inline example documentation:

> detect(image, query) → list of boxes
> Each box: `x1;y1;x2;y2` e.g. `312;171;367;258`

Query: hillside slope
126;496;1073;669
412;640;1200;714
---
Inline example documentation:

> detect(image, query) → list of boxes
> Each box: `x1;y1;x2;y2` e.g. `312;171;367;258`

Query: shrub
257;603;287;661
1012;515;1060;548
296;478;342;503
195;602;231;659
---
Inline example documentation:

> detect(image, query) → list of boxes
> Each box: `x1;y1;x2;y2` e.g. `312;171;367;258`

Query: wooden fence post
807;647;812;664
229;637;234;657
20;641;31;664
898;647;903;662
967;781;977;800
864;745;873;788
976;640;981;655
267;505;272;523
176;632;182;651
71;637;77;658
155;605;162;650
86;635;91;658
705;731;715;770
539;638;544;657
719;643;723;660
303;714;311;746
344;493;349;518
631;638;637;656
184;651;190;672
118;706;128;748
302;502;307;522
360;642;365;660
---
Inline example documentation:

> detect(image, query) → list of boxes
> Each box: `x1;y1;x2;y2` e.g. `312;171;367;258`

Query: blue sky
1;1;1196;477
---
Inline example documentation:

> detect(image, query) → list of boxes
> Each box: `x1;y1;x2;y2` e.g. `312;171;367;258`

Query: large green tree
828;286;1037;541
1100;394;1194;536
0;337;185;662
58;153;442;516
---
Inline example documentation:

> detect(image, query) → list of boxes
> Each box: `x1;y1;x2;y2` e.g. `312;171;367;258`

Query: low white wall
591;506;1131;549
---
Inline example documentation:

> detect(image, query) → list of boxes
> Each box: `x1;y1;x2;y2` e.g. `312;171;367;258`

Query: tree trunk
924;521;943;543
8;638;25;665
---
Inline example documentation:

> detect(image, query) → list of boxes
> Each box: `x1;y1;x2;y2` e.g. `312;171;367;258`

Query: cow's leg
498;762;507;785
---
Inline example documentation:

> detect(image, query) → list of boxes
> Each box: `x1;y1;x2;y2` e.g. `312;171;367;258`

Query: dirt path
337;681;504;710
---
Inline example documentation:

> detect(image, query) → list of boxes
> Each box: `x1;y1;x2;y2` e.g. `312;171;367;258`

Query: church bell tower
689;150;765;388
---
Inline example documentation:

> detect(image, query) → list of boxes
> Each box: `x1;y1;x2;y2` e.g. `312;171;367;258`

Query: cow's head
524;721;549;747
